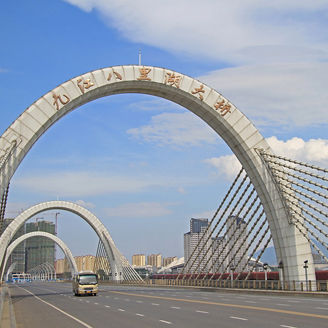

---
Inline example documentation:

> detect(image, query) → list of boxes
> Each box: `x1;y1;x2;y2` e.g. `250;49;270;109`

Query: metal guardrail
99;279;328;292
148;279;328;292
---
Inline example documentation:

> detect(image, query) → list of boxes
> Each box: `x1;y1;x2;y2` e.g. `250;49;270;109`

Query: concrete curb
0;286;16;328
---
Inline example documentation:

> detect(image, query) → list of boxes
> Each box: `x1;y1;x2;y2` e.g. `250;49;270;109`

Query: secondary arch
1;231;78;281
0;201;141;281
0;65;315;282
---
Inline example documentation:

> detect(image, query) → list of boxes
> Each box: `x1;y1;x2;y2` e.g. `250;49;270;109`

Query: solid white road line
18;286;93;328
244;300;256;304
229;316;248;321
276;304;290;306
316;307;328;310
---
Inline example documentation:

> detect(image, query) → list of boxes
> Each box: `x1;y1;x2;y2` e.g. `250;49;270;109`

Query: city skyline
1;1;327;262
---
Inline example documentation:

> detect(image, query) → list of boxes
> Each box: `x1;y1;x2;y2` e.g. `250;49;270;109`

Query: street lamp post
278;261;284;289
303;260;308;291
263;263;268;289
230;266;235;287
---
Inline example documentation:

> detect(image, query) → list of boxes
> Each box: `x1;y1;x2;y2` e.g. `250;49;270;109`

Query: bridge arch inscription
0;65;315;282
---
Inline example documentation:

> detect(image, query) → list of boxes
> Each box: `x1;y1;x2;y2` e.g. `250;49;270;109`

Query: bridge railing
99;278;328;292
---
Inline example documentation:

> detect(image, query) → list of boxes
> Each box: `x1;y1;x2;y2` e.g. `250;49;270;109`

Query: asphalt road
8;282;328;328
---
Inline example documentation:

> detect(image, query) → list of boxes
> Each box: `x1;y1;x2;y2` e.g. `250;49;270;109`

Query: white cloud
205;137;328;180
63;1;328;128
200;63;328;127
267;136;328;165
14;171;155;197
127;112;218;146
204;155;242;181
105;202;171;218
64;1;328;64
13;170;204;198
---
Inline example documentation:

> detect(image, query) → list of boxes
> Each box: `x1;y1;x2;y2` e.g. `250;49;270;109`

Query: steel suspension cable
283;189;328;218
264;158;328;182
204;194;260;280
293;219;328;264
177;168;245;280
183;172;249;279
284;197;328;231
244;233;272;280
271;167;328;192
191;181;254;279
280;182;328;211
217;209;265;281
259;151;328;174
276;175;328;200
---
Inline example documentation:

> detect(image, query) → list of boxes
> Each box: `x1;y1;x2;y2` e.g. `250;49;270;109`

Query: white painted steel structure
0;201;141;281
0;65;315;282
1;231;78;281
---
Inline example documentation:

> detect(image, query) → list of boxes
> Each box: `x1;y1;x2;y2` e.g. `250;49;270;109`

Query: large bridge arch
0;201;126;281
1;231;78;281
0;65;315;282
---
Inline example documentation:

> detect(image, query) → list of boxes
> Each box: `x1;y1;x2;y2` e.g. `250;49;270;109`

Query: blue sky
1;1;327;262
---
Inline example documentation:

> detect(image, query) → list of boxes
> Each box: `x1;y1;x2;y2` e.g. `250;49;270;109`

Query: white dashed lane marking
136;313;144;317
230;316;248;321
118;308;125;312
159;320;172;325
171;306;181;309
196;310;209;314
280;325;297;328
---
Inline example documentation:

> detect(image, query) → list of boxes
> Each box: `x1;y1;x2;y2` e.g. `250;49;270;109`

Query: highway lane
8;282;328;328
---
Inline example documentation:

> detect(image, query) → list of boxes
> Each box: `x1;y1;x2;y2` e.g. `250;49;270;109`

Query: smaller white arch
1;231;78;281
0;201;142;281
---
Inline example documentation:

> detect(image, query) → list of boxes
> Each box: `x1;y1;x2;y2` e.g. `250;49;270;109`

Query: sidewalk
0;285;16;328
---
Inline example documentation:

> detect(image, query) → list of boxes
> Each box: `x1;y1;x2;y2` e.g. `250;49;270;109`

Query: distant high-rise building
74;255;96;272
25;220;56;272
1;218;25;273
226;215;248;272
184;218;211;273
147;254;162;268
162;256;178;267
132;254;146;266
211;236;227;273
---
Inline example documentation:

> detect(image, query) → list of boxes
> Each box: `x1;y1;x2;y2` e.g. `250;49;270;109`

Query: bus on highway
10;273;32;283
73;271;98;296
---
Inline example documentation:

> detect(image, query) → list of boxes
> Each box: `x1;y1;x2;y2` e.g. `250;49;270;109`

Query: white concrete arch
1;231;78;281
0;201;125;281
0;65;314;282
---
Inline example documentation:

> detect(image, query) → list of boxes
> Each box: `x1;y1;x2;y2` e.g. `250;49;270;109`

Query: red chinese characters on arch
214;99;232;117
52;92;70;111
191;84;205;101
76;77;94;94
107;71;123;81
137;67;152;81
164;72;182;88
